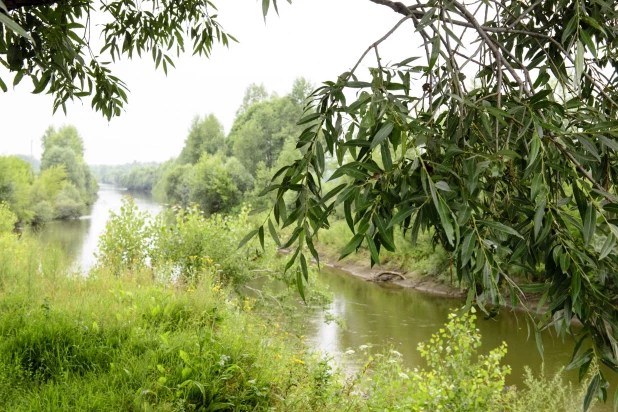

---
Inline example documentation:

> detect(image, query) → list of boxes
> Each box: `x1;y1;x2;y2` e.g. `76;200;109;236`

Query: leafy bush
30;201;54;226
95;196;151;275
0;203;17;233
53;184;84;220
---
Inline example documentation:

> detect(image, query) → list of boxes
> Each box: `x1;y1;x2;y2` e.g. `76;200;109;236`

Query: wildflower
276;354;282;359
345;350;355;355
398;372;410;380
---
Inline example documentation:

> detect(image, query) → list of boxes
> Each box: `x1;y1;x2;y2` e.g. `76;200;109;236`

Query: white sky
0;0;421;165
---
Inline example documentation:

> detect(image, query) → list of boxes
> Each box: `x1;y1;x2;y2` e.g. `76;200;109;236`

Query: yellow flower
276;354;282;359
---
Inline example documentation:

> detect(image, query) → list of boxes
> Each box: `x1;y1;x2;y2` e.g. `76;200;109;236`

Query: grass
0;233;347;411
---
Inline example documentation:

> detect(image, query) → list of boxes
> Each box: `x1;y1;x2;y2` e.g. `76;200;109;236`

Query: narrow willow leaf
344;199;355;234
461;232;476;267
428;35;440;70
381;142;392;171
237;229;259;250
527;135;541;169
572;271;581;303
339;234;363;260
575;39;584;91
437;198;455;246
477;220;524;239
583;203;597;246
600;233;616;260
613;386;618;412
566;348;593;370
534;199;545;239
366;234;380;266
370;122;393;149
0;13;31;39
300;253;309;281
268;219;281;247
258;226;265;250
0;77;6;93
296;270;306;302
435;181;451;191
584;374;600;412
262;0;270;16
297;113;320;125
387;207;415;229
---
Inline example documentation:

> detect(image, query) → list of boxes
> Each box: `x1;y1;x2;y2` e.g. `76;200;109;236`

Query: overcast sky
0;0;420;165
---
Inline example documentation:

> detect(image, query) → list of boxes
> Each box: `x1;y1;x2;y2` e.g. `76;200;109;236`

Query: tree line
95;78;313;215
0;126;98;225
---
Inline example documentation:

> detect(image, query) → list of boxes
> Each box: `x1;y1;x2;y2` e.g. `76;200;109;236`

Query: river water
38;184;610;409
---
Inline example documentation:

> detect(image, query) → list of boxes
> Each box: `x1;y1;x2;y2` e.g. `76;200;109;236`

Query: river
38;184;610;410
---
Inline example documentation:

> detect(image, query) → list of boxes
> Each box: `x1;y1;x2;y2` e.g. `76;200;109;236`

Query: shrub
95;196;151;275
30;201;54;226
0;203;17;233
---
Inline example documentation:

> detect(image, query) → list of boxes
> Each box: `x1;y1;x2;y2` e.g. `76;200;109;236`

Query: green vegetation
0;201;593;411
0;126;97;226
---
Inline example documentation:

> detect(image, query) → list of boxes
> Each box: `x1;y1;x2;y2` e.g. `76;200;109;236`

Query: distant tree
0;156;32;221
178;114;226;165
159;163;193;208
191;154;239;214
42;126;85;157
236;83;269;116
228;95;303;175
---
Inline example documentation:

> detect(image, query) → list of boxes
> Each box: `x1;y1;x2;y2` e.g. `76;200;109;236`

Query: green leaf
370;122;393;149
297;113;321;125
584;374;600;412
575;39;584;90
534;199;545;239
580;30;597;58
258;226;265;250
296;269;306;302
381;142;392;171
600;232;616;260
437;198;455;246
0;77;6;93
435;181;451;191
387;207;415;229
428;35;440;71
237;229;259;250
339;234;363;260
583;203;597;246
566;348;593;370
527;134;541;169
262;0;269;16
268;219;281;247
300;253;309;281
613;385;618;412
461;232;476;267
366;234;380;266
534;321;544;362
477;220;524;239
0;13;31;39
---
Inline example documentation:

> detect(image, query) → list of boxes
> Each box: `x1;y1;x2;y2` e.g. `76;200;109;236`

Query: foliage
178;114;226;164
253;1;618;405
0;202;16;233
228;94;306;175
0;0;235;118
95;197;151;275
190;153;250;215
53;183;84;220
0;155;32;222
513;365;594;412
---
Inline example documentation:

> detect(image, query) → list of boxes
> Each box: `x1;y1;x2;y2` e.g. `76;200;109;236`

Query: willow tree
249;0;618;407
0;0;235;118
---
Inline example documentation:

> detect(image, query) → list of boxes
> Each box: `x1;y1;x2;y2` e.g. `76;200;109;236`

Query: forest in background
0;126;98;225
91;78;314;214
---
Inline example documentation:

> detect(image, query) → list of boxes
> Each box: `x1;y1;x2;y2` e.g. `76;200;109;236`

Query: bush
95;196;151;275
0;203;17;233
30;201;54;226
53;184;84;220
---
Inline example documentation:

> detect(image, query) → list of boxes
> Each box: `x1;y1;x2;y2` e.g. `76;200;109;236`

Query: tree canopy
247;0;618;407
4;0;618;407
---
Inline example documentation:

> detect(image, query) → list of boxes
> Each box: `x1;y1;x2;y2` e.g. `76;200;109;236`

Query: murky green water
39;184;611;410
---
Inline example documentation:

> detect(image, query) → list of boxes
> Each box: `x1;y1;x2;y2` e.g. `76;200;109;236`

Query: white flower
391;350;403;357
398;372;410;380
359;345;369;350
344;350;355;355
